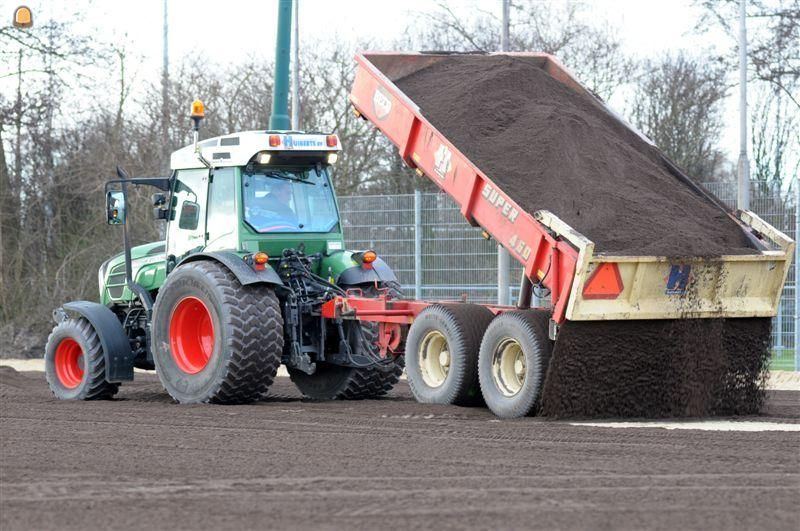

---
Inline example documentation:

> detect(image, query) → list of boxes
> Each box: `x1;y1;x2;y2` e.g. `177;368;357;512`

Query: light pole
497;0;511;306
291;0;300;130
161;0;170;172
737;0;750;211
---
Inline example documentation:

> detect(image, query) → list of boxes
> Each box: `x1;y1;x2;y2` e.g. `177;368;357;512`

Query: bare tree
408;0;635;101
630;53;730;181
696;0;799;108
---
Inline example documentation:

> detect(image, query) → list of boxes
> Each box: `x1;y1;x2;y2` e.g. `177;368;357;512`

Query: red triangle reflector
582;263;623;300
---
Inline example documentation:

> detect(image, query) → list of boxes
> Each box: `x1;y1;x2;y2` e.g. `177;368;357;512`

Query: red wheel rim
169;296;215;374
54;338;84;388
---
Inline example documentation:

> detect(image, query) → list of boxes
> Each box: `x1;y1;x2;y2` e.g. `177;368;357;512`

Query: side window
206;167;237;250
167;168;209;260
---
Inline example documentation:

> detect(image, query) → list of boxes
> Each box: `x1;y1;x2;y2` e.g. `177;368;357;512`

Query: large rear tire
478;310;553;418
405;304;494;406
288;281;404;400
44;318;120;400
151;261;283;404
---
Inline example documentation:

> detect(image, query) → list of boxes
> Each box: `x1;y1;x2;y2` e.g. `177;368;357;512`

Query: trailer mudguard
60;301;135;382
337;257;398;286
180;251;284;287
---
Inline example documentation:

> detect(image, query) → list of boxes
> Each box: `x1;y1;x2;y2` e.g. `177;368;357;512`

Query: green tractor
44;1;403;404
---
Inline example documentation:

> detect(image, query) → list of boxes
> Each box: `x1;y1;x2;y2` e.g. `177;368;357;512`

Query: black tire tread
478;310;552;418
45;317;120;400
153;261;283;404
406;303;494;406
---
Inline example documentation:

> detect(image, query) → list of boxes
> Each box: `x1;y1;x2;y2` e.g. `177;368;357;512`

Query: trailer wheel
151;260;283;404
44;318;120;400
405;304;494;406
478;310;553;418
288;281;405;400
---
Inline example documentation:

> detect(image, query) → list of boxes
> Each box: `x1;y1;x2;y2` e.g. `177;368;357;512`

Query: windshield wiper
261;171;316;185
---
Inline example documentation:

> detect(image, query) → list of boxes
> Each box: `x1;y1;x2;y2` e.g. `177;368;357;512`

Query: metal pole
414;190;423;300
291;0;300;130
161;0;169;172
795;177;799;370
501;0;510;50
737;0;750;211
269;0;293;130
497;0;512;305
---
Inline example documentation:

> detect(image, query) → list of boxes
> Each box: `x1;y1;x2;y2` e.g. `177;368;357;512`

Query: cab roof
170;130;342;170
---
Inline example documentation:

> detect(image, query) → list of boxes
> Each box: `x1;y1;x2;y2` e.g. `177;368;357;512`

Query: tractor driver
250;179;298;229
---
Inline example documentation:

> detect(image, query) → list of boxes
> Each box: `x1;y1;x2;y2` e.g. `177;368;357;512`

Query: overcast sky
4;0;743;159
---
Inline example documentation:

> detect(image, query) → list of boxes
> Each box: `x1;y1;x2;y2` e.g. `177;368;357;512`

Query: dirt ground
2;367;798;530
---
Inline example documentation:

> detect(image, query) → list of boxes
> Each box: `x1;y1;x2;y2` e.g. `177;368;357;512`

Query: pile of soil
540;318;772;418
392;55;770;417
393;55;757;257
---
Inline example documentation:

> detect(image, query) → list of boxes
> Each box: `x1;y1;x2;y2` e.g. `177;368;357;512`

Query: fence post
795;179;799;371
414;190;423;300
498;247;510;305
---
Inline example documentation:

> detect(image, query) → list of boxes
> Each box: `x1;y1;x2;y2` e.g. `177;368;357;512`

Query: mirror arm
111;175;156;315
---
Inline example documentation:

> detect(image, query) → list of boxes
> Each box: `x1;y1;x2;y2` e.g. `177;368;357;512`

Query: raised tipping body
343;51;793;418
349;52;793;323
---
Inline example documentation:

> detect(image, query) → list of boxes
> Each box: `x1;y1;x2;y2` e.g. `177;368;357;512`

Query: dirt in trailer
393;55;757;257
2;367;798;531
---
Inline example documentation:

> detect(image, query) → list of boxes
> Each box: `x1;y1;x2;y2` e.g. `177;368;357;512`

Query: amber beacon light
13;6;33;28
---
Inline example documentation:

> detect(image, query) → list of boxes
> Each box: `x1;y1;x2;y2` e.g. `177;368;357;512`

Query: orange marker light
253;251;269;271
13;6;33;28
269;135;281;147
362;250;377;264
190;99;205;118
326;135;338;147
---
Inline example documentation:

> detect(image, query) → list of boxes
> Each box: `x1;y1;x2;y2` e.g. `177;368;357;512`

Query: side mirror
151;192;166;207
151;192;169;221
106;191;126;225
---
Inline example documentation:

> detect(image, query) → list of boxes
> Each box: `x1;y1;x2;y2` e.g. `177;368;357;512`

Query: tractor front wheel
151;261;283;404
44;318;120;400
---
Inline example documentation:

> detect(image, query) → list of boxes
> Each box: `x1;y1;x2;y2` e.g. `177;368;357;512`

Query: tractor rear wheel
405;304;494;406
288;281;404;400
151;260;283;404
478;310;553;418
44;317;120;400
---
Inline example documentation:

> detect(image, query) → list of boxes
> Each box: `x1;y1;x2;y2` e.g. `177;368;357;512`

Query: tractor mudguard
58;301;135;382
180;251;284;287
337;257;398;286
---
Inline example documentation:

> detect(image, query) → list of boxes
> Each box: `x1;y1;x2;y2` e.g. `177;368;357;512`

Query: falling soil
393;55;758;257
540;318;772;418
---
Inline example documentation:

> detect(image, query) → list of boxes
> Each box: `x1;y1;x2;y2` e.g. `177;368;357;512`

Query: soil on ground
2;368;798;530
393;55;757;257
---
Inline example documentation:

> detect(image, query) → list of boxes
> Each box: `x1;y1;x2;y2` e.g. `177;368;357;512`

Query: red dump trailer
324;52;793;418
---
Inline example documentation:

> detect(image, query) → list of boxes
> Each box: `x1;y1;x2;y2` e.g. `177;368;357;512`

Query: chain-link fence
339;182;798;371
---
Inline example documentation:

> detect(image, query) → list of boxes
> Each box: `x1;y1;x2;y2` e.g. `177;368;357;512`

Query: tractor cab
166;130;344;265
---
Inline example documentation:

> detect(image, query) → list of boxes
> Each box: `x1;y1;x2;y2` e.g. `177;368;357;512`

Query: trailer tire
288;281;404;400
405;304;494;406
151;260;283;404
44;318;120;400
478;310;553;418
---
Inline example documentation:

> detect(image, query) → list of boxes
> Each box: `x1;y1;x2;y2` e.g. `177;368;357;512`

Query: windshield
242;167;339;233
